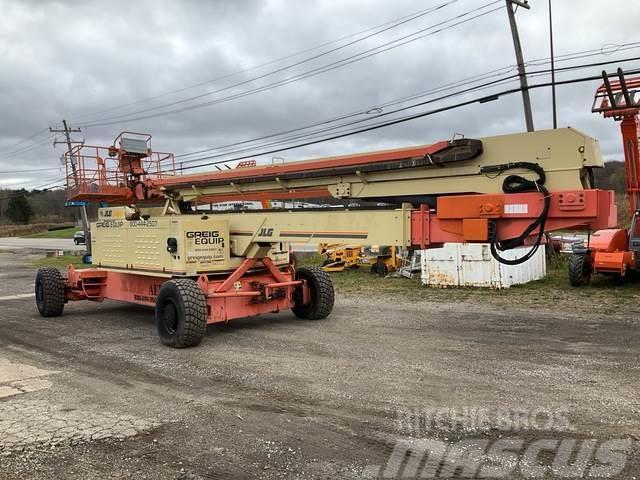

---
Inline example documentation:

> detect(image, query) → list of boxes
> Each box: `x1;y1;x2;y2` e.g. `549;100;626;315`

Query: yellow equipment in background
364;245;400;276
319;244;366;272
319;243;401;275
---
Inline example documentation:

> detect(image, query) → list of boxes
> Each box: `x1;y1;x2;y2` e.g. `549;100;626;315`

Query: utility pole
548;0;557;129
505;0;535;132
50;120;91;254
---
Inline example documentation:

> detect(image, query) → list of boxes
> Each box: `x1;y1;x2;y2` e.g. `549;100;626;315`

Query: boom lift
569;69;640;285
35;128;616;347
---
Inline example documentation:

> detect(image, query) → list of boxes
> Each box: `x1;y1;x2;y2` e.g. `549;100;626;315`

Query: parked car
73;230;86;245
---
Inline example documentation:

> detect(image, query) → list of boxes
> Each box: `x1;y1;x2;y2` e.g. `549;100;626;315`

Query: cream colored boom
90;206;412;275
221;207;412;257
164;129;603;203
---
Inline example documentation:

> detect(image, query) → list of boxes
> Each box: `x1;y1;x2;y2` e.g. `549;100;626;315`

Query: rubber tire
155;279;207;348
292;266;335;320
74;239;79;245
35;268;65;317
371;261;388;277
568;254;592;287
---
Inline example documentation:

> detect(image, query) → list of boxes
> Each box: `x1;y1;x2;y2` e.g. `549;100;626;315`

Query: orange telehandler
569;69;640;285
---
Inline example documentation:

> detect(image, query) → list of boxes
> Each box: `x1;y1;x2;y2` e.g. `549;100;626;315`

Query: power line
72;1;460;122
172;67;640;173
173;54;640;169
0;134;55;161
0;166;61;174
6;65;639;195
6;52;639;189
79;1;502;127
0;128;50;156
77;0;460;125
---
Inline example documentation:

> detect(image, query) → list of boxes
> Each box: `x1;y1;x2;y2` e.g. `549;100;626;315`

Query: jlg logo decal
259;227;274;237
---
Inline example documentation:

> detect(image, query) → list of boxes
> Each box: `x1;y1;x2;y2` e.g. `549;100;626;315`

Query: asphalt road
0;237;85;251
0;251;638;479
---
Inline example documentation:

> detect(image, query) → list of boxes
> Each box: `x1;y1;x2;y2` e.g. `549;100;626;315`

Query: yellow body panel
91;206;413;275
92;208;230;274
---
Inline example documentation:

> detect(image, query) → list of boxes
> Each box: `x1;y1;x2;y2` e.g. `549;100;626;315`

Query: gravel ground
0;250;638;479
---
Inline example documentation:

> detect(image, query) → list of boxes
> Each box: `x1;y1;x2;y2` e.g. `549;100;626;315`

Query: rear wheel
292;266;334;320
568;254;592;287
155;279;207;348
35;268;65;317
370;260;388;277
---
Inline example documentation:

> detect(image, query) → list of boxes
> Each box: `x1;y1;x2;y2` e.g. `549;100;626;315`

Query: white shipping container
420;243;546;288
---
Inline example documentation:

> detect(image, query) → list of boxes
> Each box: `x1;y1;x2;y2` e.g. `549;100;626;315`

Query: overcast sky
1;0;639;189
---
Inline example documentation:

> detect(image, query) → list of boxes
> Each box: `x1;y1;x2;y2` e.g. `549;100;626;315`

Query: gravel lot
0;249;638;479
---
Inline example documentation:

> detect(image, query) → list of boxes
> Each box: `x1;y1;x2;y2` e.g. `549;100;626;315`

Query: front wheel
35;268;65;317
292;266;334;320
568;254;592;287
155;279;207;348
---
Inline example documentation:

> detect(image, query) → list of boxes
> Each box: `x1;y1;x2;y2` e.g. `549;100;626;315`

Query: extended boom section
155;128;602;205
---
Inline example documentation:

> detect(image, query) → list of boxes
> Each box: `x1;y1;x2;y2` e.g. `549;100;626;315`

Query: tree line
0;189;79;225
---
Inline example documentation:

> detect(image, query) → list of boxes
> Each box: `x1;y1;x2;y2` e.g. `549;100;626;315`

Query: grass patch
27;227;78;239
301;253;640;315
32;254;87;269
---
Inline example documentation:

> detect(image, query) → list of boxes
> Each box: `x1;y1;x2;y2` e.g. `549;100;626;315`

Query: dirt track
0;250;638;479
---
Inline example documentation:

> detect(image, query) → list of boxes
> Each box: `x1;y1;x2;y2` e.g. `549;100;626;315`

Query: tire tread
568;254;592;287
292;266;334;320
35;268;65;317
156;279;207;348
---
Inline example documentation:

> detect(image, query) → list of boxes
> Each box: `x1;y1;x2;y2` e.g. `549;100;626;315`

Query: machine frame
36;128;617;347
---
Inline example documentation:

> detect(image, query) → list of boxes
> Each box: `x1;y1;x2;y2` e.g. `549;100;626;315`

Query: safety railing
65;144;176;202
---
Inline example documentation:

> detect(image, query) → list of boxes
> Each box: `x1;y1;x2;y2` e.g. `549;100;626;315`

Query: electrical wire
72;1;460;121
0;135;55;161
79;2;502;127
6;58;639;190
174;44;640;162
172;57;640;171
0;128;50;156
170;68;640;172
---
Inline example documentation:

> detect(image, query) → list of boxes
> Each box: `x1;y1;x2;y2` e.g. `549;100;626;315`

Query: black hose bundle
480;162;550;266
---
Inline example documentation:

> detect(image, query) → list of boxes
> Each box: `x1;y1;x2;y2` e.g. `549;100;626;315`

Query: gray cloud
1;0;639;188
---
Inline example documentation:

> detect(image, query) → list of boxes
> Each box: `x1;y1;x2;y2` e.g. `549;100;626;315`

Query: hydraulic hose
480;162;551;266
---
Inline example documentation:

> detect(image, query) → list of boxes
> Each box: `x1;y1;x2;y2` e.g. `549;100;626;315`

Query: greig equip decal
185;230;226;266
186;231;225;247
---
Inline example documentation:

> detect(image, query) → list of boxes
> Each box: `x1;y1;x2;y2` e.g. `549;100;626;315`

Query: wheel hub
163;300;179;334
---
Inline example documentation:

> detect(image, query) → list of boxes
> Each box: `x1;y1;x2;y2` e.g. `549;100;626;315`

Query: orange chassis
65;257;307;325
61;188;615;325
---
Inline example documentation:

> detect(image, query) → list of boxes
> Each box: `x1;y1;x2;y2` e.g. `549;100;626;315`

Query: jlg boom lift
35;127;616;347
569;69;640;285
